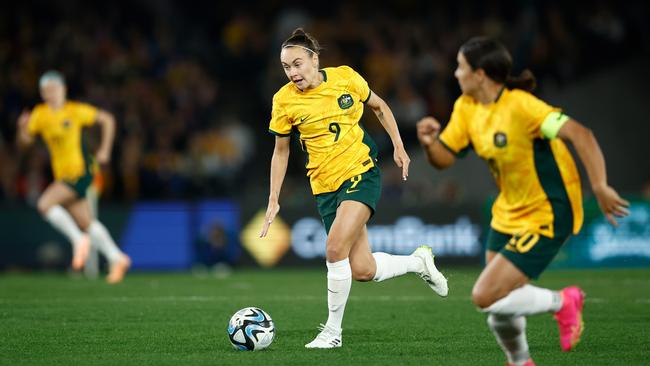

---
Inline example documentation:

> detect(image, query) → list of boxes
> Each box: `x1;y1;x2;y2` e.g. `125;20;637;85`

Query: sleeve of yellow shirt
515;90;562;138
348;67;371;103
268;95;292;137
75;102;99;126
27;107;42;136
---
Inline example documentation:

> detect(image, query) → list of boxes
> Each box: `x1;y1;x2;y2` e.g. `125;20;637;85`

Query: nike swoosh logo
300;116;309;122
328;288;338;293
345;188;359;194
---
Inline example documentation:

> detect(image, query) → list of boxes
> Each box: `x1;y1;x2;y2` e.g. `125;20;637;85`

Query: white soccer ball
227;307;275;351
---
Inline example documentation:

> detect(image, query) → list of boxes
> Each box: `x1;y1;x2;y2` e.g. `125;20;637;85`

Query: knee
471;284;496;309
351;264;374;282
325;238;348;262
36;198;51;216
77;219;92;231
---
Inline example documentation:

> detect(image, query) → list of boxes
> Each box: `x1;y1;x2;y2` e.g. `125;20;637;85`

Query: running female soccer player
417;37;629;365
260;28;448;349
17;71;131;284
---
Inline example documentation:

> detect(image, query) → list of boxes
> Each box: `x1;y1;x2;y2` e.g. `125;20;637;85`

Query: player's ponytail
505;69;536;92
282;28;321;55
460;36;536;92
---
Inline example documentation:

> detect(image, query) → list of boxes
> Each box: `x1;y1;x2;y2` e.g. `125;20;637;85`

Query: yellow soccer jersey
27;101;98;181
439;88;583;237
269;66;377;195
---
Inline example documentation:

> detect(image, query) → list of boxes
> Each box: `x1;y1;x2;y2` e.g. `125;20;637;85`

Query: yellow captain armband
540;111;570;139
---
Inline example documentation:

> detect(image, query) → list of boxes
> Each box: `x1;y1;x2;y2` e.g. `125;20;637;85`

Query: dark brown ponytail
505;69;537;92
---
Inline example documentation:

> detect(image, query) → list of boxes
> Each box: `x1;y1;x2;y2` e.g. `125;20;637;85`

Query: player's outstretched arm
260;136;291;237
366;91;410;180
16;110;34;147
558;119;630;226
95;110;116;165
416;117;456;170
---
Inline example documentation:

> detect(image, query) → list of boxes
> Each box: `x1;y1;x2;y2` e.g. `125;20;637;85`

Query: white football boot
305;323;342;349
412;245;448;297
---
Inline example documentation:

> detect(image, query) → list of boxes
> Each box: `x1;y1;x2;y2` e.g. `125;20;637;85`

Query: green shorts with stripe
315;167;381;234
486;227;570;280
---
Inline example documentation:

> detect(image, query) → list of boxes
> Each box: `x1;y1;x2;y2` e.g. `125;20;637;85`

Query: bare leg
67;198;130;284
325;201;370;262
37;181;77;215
38;182;89;270
472;254;529;309
323;201;369;329
348;226;376;281
475;252;563;365
348;221;446;299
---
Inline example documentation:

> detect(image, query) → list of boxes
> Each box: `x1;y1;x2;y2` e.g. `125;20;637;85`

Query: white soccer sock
88;220;123;264
44;205;84;247
372;252;424;282
484;284;563;316
324;258;352;331
488;314;530;366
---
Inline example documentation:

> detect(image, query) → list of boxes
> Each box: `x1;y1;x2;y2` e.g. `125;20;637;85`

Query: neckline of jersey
476;87;507;108
494;86;505;103
46;101;69;112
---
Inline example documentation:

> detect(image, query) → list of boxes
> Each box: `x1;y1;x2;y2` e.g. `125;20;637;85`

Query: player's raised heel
412;245;448;297
106;254;131;284
305;324;342;349
71;234;91;271
554;286;585;352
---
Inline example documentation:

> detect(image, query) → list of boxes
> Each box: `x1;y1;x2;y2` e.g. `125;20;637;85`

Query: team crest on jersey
337;94;354;109
493;132;507;148
62;120;72;129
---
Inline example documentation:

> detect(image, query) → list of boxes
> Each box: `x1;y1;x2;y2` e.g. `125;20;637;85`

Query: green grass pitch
1;267;649;365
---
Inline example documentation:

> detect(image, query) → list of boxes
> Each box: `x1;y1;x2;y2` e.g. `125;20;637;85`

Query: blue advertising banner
121;200;241;270
121;202;193;270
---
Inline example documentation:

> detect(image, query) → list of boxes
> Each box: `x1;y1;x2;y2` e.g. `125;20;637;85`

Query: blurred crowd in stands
0;0;647;205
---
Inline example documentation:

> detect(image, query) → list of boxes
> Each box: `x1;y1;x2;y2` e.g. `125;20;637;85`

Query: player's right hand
259;200;280;238
17;110;31;130
416;116;441;146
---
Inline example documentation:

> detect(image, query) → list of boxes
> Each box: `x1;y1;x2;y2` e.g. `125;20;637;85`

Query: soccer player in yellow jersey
17;71;130;284
417;37;630;365
259;29;448;349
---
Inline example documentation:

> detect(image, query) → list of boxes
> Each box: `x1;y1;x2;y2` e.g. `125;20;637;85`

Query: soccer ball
227;307;275;351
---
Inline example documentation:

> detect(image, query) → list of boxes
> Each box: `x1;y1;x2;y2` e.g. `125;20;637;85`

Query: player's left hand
95;149;111;165
593;184;630;227
393;145;410;181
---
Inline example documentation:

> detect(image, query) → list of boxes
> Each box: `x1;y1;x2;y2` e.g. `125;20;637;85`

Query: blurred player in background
260;28;448;349
17;70;131;284
417;37;629;365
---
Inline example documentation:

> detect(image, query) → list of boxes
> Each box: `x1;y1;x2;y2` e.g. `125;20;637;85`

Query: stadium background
2;2;650;366
1;0;649;272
